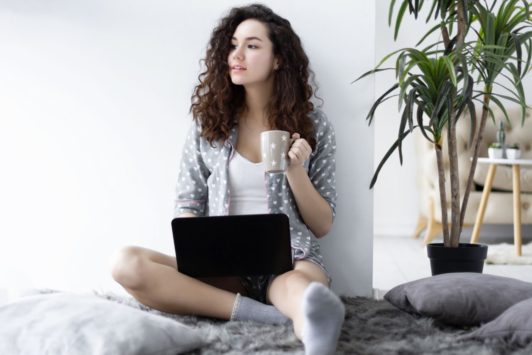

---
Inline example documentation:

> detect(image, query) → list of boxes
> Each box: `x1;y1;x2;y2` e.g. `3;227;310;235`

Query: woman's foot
231;293;291;325
301;282;345;355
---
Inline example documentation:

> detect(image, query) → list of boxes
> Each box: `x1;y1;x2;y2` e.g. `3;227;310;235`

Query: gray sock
301;282;345;355
230;293;291;325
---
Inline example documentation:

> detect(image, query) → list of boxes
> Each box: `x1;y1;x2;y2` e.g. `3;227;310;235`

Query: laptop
171;213;293;277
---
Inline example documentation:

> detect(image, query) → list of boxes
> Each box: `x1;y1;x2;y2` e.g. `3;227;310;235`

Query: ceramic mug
260;130;291;173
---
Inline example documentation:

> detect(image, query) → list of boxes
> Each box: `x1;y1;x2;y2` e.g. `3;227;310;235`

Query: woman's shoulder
309;108;334;135
185;119;203;137
186;119;228;150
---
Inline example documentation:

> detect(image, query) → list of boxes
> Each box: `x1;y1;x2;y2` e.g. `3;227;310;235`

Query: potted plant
506;143;522;159
488;142;504;159
356;0;531;275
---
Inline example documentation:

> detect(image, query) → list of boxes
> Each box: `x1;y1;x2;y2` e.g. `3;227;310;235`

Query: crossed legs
112;248;344;354
111;246;243;319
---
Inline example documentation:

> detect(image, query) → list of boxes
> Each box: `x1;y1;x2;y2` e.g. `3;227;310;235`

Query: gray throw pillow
0;293;205;355
384;273;532;326
466;297;532;346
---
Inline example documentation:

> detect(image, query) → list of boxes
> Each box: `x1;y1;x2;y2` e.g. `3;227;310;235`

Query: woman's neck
242;80;274;127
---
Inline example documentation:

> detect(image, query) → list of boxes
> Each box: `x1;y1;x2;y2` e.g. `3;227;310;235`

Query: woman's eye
229;43;258;50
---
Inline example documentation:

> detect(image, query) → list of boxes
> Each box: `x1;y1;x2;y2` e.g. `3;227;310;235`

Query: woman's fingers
291;144;307;159
288;133;312;165
288;150;298;161
292;140;311;157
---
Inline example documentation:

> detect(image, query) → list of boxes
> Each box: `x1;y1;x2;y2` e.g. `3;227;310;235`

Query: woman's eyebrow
231;36;263;42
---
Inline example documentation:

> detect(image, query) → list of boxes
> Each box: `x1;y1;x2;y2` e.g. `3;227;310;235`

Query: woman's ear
274;58;280;70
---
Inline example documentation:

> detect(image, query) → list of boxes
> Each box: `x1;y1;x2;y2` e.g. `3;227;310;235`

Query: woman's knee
111;246;149;290
269;262;327;296
293;260;329;286
273;269;312;294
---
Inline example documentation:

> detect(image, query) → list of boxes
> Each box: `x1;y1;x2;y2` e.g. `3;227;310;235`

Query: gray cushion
0;293;205;355
384;273;532;326
467;297;532;346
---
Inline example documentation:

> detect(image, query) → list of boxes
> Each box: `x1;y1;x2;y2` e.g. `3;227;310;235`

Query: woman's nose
232;46;244;60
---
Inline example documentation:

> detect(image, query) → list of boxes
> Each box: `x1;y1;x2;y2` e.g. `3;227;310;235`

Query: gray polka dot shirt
174;109;337;263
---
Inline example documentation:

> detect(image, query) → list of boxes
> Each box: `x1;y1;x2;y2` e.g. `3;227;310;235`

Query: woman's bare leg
111;246;246;319
266;260;329;338
267;260;345;355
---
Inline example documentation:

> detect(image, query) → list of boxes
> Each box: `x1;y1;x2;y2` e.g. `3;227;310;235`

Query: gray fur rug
93;292;532;355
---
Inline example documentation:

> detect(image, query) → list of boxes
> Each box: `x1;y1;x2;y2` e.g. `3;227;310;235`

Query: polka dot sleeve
308;111;338;221
173;122;210;217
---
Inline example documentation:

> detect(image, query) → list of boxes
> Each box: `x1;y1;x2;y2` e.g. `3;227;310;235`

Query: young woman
112;4;344;354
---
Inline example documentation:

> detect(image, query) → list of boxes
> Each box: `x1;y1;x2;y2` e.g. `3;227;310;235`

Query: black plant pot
427;243;488;276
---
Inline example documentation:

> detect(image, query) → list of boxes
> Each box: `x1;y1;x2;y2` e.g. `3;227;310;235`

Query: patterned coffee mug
260;130;291;173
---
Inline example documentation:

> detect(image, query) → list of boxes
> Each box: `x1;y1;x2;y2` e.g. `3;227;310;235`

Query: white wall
372;0;421;237
373;0;532;237
0;1;375;298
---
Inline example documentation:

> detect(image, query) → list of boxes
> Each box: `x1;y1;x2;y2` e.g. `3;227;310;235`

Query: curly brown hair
190;3;318;149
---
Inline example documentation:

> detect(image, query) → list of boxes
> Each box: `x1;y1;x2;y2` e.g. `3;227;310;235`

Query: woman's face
227;19;279;87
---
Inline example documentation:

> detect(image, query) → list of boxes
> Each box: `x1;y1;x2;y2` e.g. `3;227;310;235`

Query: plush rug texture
486;242;532;265
94;292;531;354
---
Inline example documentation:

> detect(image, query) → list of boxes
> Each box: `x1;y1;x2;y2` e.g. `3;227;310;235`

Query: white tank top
228;150;268;215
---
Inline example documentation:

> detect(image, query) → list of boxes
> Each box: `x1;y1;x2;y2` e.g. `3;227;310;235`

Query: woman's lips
231;65;247;72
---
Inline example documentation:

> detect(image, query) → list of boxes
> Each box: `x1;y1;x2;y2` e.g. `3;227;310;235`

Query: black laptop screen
171;213;293;277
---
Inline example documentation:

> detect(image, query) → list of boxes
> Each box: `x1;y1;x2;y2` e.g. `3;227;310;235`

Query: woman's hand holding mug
287;133;311;169
260;131;311;173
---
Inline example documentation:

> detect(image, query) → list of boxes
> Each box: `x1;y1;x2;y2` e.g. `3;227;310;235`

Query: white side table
470;157;532;256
